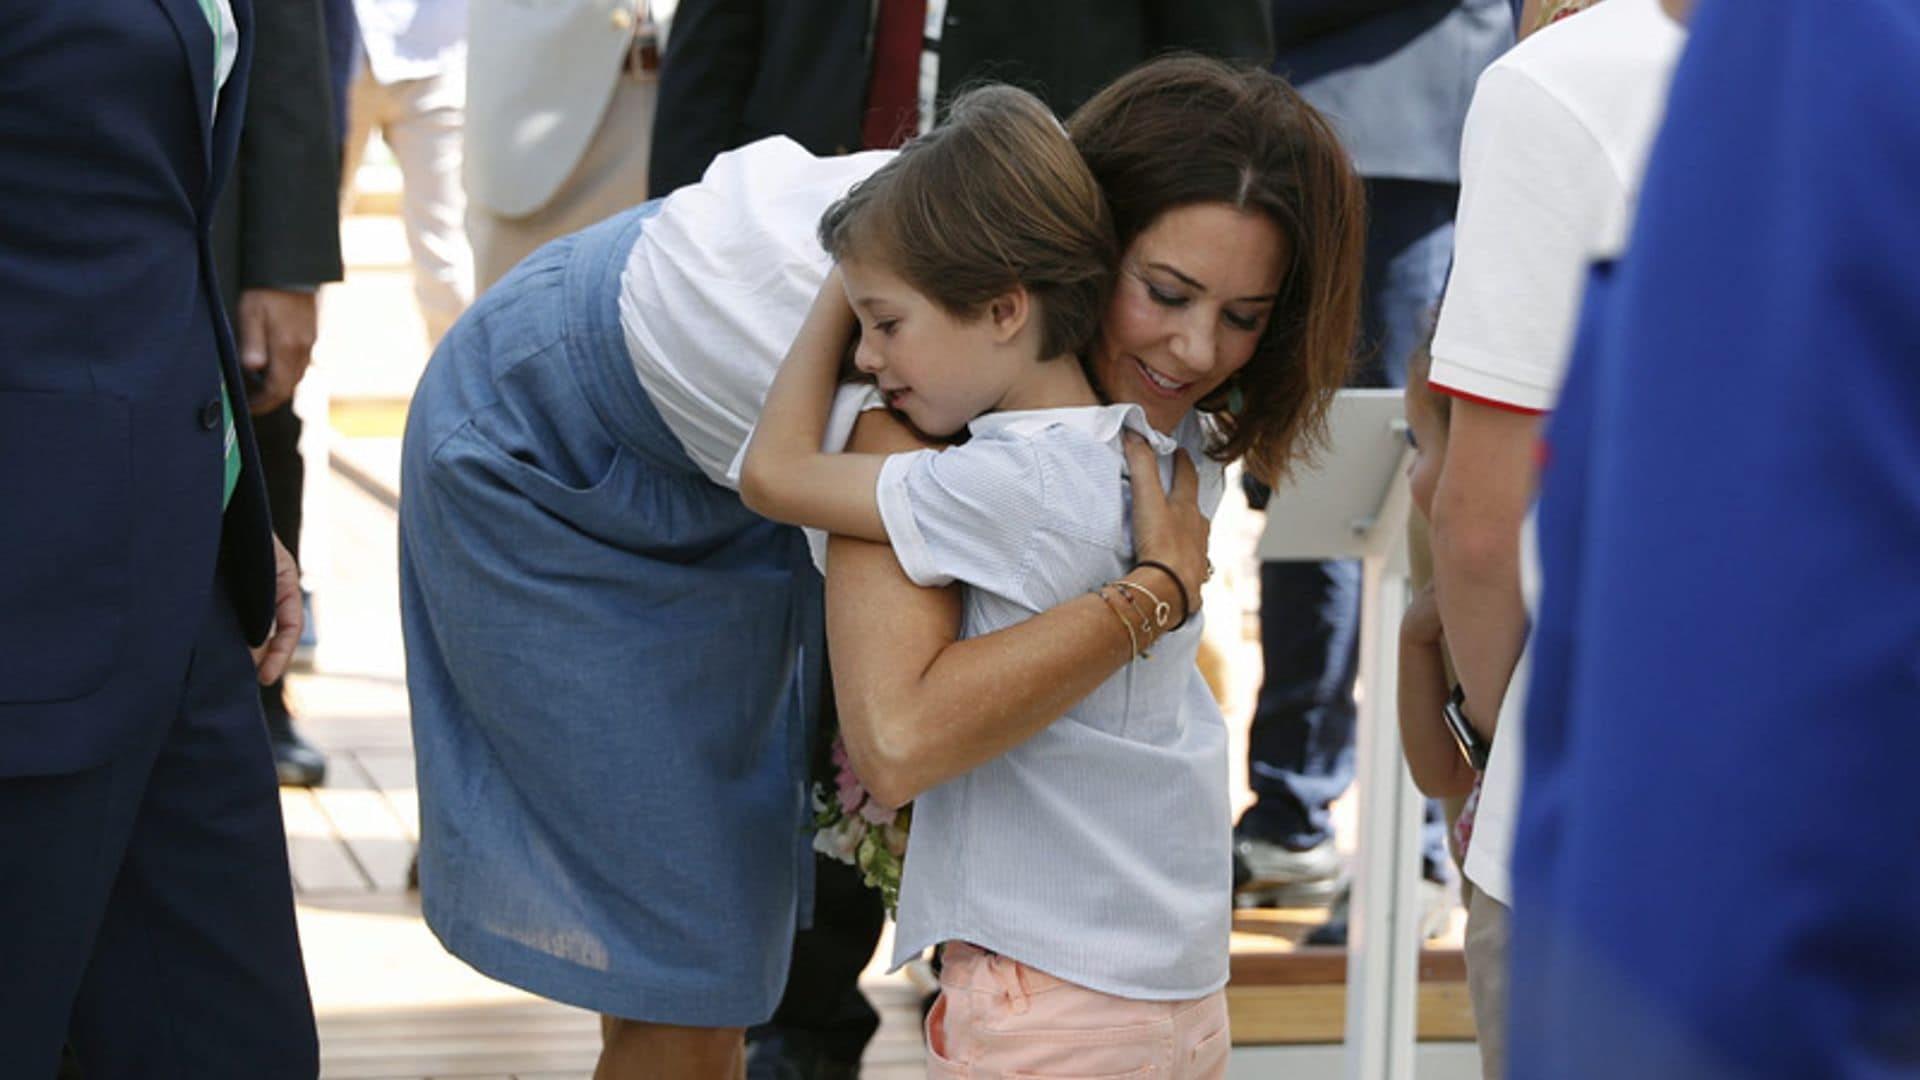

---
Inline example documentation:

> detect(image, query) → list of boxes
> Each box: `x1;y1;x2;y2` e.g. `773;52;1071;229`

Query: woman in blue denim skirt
398;56;1362;1075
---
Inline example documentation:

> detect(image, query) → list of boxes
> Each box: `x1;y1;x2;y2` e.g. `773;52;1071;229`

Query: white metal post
1250;391;1428;1079
1343;550;1422;1080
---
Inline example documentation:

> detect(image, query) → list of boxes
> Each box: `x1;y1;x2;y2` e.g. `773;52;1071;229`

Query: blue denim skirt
397;202;823;1025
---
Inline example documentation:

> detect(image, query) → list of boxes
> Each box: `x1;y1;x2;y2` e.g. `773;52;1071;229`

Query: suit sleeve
1267;0;1438;49
237;0;344;289
1145;0;1274;66
649;0;766;197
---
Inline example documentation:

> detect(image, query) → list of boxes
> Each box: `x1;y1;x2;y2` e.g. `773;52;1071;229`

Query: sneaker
1302;878;1452;947
1233;835;1342;907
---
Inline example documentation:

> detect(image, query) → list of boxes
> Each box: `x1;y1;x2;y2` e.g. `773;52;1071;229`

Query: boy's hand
1401;582;1443;646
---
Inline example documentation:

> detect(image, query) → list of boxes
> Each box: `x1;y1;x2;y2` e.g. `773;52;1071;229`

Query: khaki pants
1463;882;1511;1080
344;57;474;347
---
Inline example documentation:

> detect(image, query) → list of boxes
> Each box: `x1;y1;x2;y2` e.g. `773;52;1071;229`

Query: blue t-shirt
1509;0;1920;1076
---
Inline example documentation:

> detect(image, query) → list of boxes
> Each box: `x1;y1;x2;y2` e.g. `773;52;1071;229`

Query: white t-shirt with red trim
1430;0;1684;906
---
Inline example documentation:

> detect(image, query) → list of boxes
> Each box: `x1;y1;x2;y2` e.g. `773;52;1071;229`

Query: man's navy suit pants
0;577;317;1078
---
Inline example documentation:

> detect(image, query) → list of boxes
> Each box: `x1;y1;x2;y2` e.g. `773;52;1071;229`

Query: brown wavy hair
1068;55;1365;485
818;84;1117;363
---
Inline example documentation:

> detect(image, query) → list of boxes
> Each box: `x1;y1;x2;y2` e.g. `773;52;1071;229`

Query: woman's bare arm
825;410;1210;807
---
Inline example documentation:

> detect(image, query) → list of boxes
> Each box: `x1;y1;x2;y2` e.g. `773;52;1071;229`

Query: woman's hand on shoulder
1122;433;1210;616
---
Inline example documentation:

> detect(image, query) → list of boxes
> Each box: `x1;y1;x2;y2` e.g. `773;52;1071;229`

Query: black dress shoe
271;728;328;788
745;1031;860;1080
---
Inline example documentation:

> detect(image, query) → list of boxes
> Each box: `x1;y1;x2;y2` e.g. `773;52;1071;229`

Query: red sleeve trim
1428;380;1549;417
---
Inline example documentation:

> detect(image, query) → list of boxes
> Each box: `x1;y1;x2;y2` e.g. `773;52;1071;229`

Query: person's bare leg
595;1015;744;1080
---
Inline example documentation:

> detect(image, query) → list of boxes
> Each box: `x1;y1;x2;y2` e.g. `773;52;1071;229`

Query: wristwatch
1441;685;1492;772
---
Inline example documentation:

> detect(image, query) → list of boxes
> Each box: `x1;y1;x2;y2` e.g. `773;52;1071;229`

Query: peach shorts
924;942;1230;1079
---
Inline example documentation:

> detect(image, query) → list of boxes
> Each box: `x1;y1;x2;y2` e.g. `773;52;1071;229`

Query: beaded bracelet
1110;579;1172;630
1131;559;1193;632
1109;585;1160;654
1090;585;1145;659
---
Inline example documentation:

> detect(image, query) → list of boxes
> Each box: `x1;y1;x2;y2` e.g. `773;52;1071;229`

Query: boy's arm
1398;585;1477;798
738;270;890;541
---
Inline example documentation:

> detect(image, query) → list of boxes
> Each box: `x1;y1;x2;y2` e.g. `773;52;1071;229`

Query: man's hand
251;535;303;685
238;288;318;415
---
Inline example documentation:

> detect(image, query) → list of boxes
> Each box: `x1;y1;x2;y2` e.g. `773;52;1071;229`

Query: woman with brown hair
805;57;1363;1075
738;61;1362;1076
398;54;1361;1076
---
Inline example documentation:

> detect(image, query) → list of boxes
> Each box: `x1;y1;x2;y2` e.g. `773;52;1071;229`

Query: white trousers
344;57;474;347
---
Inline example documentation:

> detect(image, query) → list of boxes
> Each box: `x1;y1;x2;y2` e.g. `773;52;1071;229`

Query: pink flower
831;735;868;813
835;768;864;814
860;796;897;827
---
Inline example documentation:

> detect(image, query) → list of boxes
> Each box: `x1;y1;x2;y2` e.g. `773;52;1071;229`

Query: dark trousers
0;578;318;1078
747;854;886;1071
1239;178;1458;879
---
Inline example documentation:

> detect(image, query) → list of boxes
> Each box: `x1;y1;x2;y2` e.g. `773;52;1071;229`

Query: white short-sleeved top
880;403;1234;1000
1430;0;1685;905
619;137;893;487
1429;0;1685;414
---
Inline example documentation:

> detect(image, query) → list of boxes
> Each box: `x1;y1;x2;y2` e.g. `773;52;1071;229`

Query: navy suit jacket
1272;0;1512;183
0;1;276;776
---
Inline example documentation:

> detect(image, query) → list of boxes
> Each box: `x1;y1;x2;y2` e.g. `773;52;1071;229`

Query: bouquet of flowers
811;734;911;914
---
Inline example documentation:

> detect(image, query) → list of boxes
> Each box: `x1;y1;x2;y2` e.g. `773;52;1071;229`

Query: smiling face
1088;203;1289;434
839;256;1034;437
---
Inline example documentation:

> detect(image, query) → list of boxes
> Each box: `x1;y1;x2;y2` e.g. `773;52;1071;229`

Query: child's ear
987;286;1032;344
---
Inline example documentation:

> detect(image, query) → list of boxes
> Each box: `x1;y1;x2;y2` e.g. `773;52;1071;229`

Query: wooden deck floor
285;657;1469;1078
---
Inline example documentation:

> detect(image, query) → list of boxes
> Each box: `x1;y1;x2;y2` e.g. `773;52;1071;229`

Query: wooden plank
319;1008;595;1041
355;748;421;840
1229;947;1467;985
1227;981;1476;1045
311;753;417;892
318;1045;595;1068
317;1029;595;1053
282;788;372;894
299;712;416;753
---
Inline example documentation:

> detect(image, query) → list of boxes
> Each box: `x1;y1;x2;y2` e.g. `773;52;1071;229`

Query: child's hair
1067;55;1366;485
818;84;1118;362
